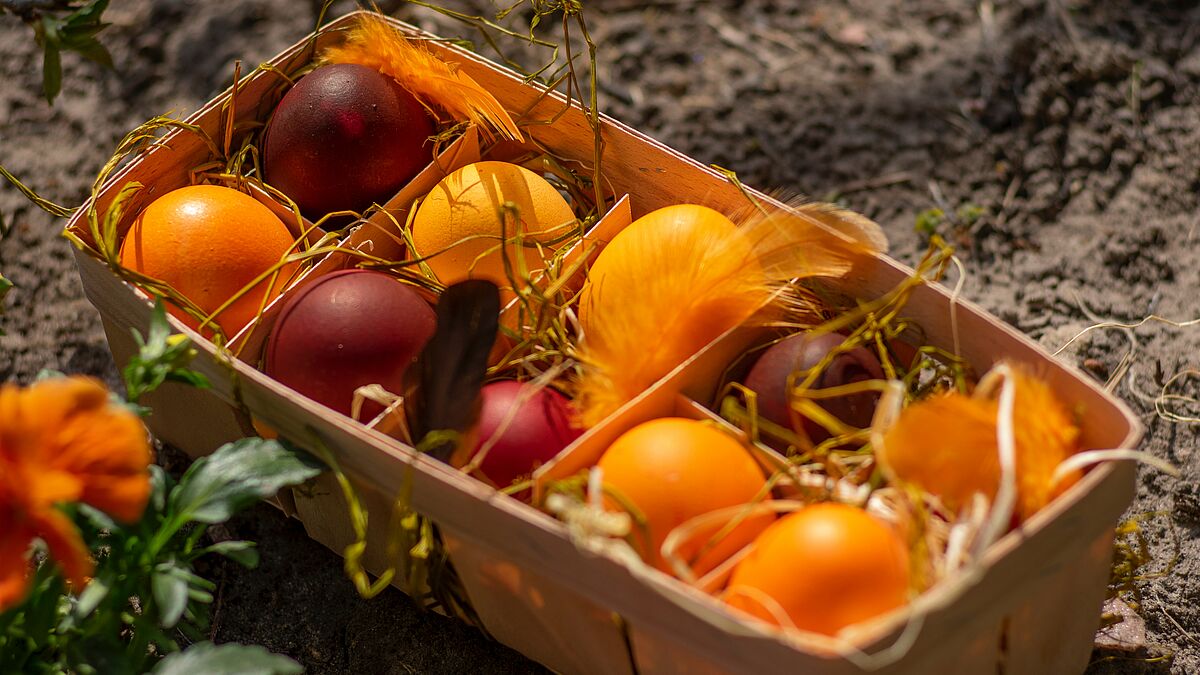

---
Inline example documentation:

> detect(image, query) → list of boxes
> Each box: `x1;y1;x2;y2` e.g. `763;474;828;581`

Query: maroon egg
742;332;885;443
263;63;434;220
265;269;435;419
470;381;582;488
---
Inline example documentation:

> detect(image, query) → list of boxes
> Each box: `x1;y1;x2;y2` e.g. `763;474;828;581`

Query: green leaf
131;619;180;659
152;642;302;675
146;299;170;348
914;207;945;237
201;540;260;569
956;203;987;228
152;564;189;629
41;40;62;105
72;578;110;620
66;0;110;28
76;504;117;532
24;565;65;639
169;438;322;525
123;300;210;402
149;465;170;514
66;36;114;69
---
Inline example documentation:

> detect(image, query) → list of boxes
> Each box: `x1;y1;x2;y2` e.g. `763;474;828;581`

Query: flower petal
30;507;93;590
20;377;152;523
0;511;34;612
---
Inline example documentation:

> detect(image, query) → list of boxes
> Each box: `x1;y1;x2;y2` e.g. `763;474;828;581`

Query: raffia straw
1053;309;1200;392
722;585;799;630
970;364;1018;560
947;254;967;359
351;383;411;442
1051;450;1179;488
1157;369;1200;423
661;500;796;590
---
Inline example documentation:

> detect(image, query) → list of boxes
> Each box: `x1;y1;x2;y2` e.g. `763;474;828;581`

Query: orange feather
877;363;1082;521
573;200;886;428
323;14;523;142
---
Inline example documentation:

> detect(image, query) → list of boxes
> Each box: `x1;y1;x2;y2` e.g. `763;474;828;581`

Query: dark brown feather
404;280;500;461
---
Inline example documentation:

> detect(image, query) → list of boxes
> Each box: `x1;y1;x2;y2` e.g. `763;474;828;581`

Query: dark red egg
469;381;582;488
265;269;435;419
742;332;885;443
263;63;434;220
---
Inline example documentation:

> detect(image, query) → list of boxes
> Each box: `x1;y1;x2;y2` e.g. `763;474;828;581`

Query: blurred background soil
2;1;1198;673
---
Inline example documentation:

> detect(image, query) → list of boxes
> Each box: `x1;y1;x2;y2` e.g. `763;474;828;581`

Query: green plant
0;301;318;674
1;0;114;103
914;203;986;237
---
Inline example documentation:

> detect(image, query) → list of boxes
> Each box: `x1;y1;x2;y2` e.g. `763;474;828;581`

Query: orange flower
877;364;1081;522
0;377;152;611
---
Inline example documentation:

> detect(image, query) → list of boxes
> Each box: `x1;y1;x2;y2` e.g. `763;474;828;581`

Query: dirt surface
2;1;1197;673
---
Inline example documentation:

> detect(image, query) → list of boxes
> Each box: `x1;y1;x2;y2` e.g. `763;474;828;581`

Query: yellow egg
410;161;577;296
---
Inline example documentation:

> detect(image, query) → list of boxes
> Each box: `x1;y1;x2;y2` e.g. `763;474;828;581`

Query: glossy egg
725;503;910;636
119;185;298;336
597;418;772;573
263;63;434;219
264;269;435;419
743;332;885;443
468;381;582;488
409;161;576;296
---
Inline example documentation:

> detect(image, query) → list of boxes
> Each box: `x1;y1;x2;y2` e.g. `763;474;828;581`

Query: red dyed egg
743;332;885;442
265;270;435;419
263;63;434;219
469;381;582;488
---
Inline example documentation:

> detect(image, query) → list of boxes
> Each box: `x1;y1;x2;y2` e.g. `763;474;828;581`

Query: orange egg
597;417;771;573
725;503;910;636
119;185;299;336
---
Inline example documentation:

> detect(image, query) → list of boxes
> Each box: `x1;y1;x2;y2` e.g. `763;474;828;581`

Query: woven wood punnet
68;11;1142;674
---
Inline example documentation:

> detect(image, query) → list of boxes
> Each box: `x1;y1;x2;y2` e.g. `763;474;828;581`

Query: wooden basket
67;11;1142;675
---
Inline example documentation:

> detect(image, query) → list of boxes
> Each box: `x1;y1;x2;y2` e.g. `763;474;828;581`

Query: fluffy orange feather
323;14;523;142
573;201;886;428
877;363;1082;521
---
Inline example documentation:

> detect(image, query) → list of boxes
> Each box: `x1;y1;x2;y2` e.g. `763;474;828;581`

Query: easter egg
119;184;298;336
264;269;435;418
410;161;576;296
597;418;771;573
263;63;434;219
726;503;910;636
468;381;581;488
742;332;885;443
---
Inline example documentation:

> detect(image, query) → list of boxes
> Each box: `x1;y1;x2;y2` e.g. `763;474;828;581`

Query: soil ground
2;1;1198;673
